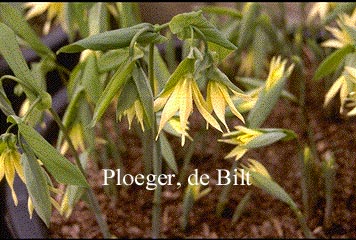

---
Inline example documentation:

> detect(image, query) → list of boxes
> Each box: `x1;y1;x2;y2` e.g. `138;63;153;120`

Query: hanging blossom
117;99;145;131
0;134;25;206
322;9;356;49
237;159;272;185
154;59;223;146
206;79;246;132
24;2;65;35
307;2;336;23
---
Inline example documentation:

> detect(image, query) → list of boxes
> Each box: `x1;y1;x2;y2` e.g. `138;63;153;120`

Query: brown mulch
49;75;356;238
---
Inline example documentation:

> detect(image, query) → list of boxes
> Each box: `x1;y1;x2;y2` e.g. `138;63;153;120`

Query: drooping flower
206;80;245;132
117;99;145;131
237;159;272;185
322;9;356;49
0;134;25;206
24;2;65;35
154;59;223;146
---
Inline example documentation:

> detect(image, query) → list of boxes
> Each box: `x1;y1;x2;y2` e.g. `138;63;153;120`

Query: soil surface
49;69;356;238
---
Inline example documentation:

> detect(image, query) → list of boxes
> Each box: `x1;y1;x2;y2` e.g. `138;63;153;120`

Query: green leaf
116;2;142;28
88;3;109;36
13;119;88;187
158;58;195;96
169;11;237;50
116;79;138;121
56;86;85;150
20;138;52;227
0;84;15;116
314;44;354;81
0;23;40;92
82;52;102;104
160;132;178;174
245;132;286;149
57;23;166;53
60;152;88;219
132;66;154;128
91;59;135;126
237;3;260;51
251;172;296;208
0;3;54;58
208;66;243;93
247;75;287;128
97;48;129;73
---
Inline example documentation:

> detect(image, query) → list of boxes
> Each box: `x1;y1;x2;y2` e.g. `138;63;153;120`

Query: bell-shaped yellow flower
265;56;294;91
0;135;25;206
24;2;65;35
60;123;86;155
322;9;356;49
118;99;145;131
206;80;245;132
154;74;222;146
219;126;263;161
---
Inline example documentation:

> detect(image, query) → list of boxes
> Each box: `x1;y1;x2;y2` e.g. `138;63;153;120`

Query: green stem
129;26;151;58
148;43;163;239
48;108;111;238
154;22;169;32
291;205;314;238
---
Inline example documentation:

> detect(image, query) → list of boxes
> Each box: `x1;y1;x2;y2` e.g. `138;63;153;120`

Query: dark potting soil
49;76;356;238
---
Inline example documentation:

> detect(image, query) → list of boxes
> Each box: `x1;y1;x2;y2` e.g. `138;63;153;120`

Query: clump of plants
0;2;355;238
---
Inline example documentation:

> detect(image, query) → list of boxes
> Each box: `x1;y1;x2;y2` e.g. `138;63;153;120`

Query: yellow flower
322;9;356;49
206;80;245;132
307;2;336;23
118;99;145;131
265;56;294;91
0;134;25;206
154;73;222;146
325;66;356;115
60;123;85;155
163;117;193;142
219;126;263;161
24;2;65;35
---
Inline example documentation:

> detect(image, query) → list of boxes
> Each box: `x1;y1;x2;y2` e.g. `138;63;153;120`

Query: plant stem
48;107;111;238
290;205;314;238
148;43;163;238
